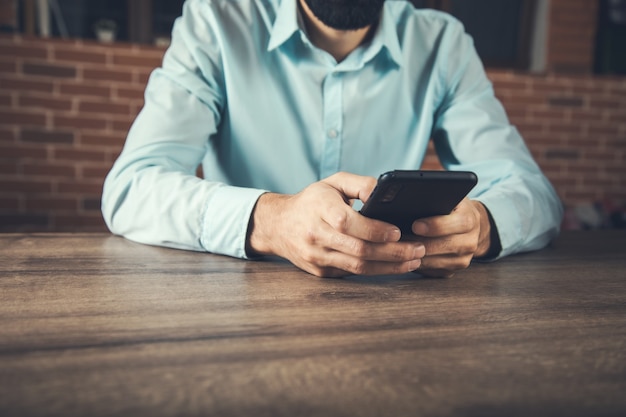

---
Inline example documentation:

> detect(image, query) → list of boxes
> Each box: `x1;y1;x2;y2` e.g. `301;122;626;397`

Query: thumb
321;172;377;202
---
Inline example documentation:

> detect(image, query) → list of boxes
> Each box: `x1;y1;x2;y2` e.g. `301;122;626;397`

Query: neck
298;0;374;62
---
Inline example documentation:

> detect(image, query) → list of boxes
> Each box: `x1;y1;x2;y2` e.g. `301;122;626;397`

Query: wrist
472;200;502;260
246;192;285;257
471;200;492;258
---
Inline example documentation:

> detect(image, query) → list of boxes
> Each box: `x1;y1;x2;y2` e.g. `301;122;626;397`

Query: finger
332;232;426;263
294;234;423;277
412;199;477;237
414;267;456;279
415;234;481;259
323;250;423;276
322;203;402;243
313;220;424;262
321;172;377;203
418;253;473;275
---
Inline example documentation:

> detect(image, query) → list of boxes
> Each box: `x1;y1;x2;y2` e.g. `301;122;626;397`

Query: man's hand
246;172;426;277
409;198;492;277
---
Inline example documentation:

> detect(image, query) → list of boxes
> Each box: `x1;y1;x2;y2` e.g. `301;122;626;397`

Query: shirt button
328;129;338;139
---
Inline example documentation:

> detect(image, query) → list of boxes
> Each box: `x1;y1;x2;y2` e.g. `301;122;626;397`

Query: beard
302;0;385;30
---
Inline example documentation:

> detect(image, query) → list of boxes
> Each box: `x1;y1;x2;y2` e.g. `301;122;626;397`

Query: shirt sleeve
101;0;266;258
432;20;564;258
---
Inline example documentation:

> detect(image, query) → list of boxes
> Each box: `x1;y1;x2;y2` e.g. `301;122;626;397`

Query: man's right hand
246;172;426;277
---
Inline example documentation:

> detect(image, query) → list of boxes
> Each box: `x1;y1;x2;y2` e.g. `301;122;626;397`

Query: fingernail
413;244;425;258
408;259;421;272
413;221;428;235
385;228;401;242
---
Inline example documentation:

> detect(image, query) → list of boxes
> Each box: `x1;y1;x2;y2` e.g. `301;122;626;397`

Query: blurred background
0;0;625;232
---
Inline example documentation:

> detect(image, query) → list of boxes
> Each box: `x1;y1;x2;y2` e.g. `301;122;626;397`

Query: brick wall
0;0;625;232
0;35;163;231
547;0;599;74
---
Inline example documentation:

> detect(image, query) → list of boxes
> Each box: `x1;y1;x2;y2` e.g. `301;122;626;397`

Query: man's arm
424;17;563;262
102;1;265;257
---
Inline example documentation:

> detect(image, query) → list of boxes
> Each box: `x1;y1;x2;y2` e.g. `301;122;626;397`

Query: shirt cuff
474;193;523;259
199;185;268;259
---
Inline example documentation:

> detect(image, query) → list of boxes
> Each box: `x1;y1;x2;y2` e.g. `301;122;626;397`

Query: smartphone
360;170;478;234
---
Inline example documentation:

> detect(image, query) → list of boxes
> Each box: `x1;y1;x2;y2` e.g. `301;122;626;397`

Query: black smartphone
360;170;478;234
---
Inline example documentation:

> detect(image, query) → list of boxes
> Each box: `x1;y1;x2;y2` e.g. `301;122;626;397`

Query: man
102;0;563;277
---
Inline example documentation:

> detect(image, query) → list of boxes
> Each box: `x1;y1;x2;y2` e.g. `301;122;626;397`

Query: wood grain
1;231;625;417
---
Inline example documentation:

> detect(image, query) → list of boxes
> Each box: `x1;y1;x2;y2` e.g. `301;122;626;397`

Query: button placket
320;71;343;178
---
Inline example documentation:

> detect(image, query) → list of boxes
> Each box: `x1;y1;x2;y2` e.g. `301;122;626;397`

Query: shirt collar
374;4;403;68
267;1;403;68
267;0;300;52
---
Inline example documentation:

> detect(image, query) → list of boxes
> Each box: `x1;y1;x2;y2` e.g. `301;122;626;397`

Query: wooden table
1;231;625;417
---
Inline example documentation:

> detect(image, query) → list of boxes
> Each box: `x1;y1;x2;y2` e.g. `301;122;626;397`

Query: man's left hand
408;198;492;277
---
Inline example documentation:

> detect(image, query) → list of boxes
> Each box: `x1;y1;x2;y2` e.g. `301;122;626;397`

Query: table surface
1;231;625;417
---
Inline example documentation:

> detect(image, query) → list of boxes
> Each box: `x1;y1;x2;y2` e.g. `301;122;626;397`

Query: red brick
82;197;102;211
0;77;54;93
25;197;78;211
525;134;564;147
21;129;75;144
78;100;131;116
18;95;73;112
135;70;152;85
0;197;20;210
0;43;47;60
605;163;626;176
0;144;47;159
589;97;625;109
22;162;76;178
545;149;581;160
541;164;567;177
53;115;107;130
0;179;52;193
53;48;107;65
110;118;134;134
0;109;46;127
584;149;621;162
80;133;126;147
550;176;581;189
81;165;113;179
0;159;18;174
547;96;585;108
0;92;11;107
112;53;163;68
587;124;620;137
83;68;133;83
58;82;111;98
23;62;77;78
52;148;106;162
57;180;104;194
491;77;530;93
0;59;17;73
115;85;145;101
569;109;606;122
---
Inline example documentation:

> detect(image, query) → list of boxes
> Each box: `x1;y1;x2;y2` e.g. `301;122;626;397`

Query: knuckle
457;216;470;231
349;259;368;275
458;239;478;256
304;228;318;245
349;239;368;257
388;245;408;261
300;248;319;265
452;256;472;270
329;210;350;233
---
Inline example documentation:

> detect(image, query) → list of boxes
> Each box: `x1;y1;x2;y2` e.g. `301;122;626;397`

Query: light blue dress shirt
102;0;563;260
